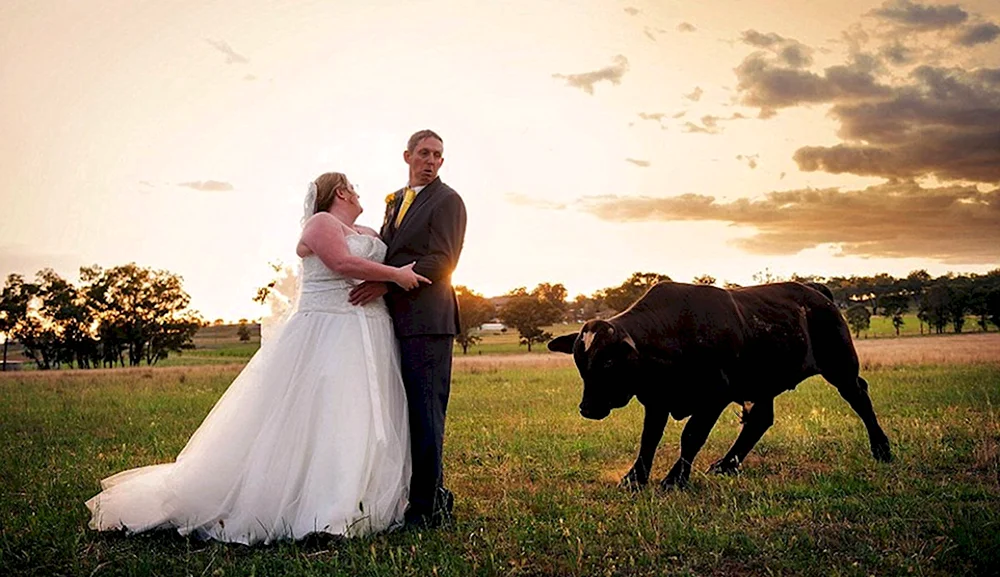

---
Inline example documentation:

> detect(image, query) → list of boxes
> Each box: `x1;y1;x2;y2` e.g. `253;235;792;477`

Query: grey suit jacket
380;177;467;337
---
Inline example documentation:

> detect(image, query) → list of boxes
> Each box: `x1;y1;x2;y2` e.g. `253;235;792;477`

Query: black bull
548;281;892;490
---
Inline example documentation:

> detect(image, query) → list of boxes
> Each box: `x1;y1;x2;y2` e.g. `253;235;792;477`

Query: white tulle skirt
85;308;410;544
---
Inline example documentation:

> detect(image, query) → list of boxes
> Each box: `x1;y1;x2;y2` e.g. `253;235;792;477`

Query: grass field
2;332;999;576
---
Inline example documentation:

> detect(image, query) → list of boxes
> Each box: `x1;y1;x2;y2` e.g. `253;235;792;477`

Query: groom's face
404;137;444;186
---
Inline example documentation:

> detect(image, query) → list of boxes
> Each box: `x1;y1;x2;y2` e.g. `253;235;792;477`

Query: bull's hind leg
828;374;892;462
708;397;775;475
661;401;728;489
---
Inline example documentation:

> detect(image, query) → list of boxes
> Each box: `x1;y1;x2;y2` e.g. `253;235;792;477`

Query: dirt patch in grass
856;332;1000;368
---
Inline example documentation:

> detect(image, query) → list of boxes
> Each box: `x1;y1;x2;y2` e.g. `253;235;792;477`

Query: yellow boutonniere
385;193;396;205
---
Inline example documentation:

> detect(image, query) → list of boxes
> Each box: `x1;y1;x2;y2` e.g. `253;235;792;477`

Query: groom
349;129;467;528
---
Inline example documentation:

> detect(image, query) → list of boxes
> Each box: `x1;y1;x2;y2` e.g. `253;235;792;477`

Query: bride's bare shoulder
355;225;381;238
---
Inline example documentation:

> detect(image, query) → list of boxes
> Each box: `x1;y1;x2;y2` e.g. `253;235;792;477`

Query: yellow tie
395;187;416;227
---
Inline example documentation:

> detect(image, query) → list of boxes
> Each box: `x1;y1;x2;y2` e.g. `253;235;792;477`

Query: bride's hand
394;262;432;290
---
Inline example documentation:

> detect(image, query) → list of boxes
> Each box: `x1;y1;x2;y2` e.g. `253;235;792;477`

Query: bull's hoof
619;471;648;491
659;475;688;491
708;459;740;476
872;442;893;463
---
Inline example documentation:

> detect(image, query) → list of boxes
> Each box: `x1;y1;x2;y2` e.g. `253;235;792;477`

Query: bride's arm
299;214;408;285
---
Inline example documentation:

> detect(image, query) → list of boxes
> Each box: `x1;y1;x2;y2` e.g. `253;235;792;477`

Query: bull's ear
548;334;577;354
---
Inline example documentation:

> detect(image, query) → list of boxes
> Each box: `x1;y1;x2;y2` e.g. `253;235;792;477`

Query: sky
2;0;998;322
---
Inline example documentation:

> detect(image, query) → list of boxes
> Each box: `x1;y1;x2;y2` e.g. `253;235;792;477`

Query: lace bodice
298;234;390;316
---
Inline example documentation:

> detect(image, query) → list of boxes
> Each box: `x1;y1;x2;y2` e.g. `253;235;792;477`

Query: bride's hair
312;172;350;214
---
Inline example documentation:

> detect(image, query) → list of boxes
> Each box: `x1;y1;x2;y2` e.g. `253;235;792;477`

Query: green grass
2;361;999;576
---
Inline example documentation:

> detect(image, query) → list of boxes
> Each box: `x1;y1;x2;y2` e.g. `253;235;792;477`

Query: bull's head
548;319;640;420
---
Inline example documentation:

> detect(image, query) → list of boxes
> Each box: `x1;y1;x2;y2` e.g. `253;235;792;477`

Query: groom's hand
349;281;389;306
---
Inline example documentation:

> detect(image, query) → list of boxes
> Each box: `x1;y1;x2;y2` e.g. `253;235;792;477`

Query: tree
919;283;950;334
987;289;1000;331
752;268;783;284
237;319;252;342
693;274;716;286
880;293;909;337
945;276;972;334
845;304;871;338
597;272;672;313
83;263;202;366
533;282;568;319
454;286;495;354
499;285;564;352
0;274;36;371
568;294;600;322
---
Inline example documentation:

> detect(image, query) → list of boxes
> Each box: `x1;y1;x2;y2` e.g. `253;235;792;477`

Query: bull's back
729;283;857;385
620;282;744;362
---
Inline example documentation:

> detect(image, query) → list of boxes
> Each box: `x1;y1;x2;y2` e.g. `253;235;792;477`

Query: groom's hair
407;129;443;153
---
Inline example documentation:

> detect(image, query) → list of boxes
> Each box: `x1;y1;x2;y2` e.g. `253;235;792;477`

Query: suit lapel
389;178;441;253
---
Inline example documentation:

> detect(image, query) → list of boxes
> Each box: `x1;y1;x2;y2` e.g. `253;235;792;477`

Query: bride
85;172;427;544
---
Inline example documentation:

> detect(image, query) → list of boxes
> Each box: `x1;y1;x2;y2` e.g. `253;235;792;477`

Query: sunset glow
2;0;998;321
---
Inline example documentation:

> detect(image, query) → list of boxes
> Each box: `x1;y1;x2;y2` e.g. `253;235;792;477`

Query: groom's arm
413;194;467;283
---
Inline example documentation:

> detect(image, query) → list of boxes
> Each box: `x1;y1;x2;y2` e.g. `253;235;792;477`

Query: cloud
204;39;249;64
552;55;630;94
682;115;723;134
638;112;666;122
575;182;1000;263
870;0;968;31
956;21;1000;46
677;22;697;33
736;154;759;169
625;158;651;167
735;52;890;115
624;7;640;16
243;74;258;81
792;65;1000;182
644;27;666;41
178;180;235;191
740;29;814;68
683;86;704;101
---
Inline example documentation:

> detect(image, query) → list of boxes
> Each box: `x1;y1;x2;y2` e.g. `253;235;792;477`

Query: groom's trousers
398;335;454;517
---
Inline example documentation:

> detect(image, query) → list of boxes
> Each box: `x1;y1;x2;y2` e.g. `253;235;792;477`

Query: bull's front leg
709;397;775;475
661;401;727;489
620;405;669;490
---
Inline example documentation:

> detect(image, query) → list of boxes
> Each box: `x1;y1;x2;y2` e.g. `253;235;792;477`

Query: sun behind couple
86;130;467;543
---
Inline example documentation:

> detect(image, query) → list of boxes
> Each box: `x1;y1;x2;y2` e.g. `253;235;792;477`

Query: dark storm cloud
956;21;1000;45
574;182;1000;263
792;65;1000;182
870;0;968;31
735;52;890;114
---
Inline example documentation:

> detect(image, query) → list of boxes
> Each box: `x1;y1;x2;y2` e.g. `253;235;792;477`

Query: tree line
0;264;202;370
454;269;1000;354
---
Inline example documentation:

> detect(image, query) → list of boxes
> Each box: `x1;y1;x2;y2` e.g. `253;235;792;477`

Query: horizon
3;0;998;322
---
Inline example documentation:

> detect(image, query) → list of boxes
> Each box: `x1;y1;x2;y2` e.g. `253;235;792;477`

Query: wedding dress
85;234;410;544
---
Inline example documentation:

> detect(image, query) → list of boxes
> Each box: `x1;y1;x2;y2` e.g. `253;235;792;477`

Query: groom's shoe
402;487;455;530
